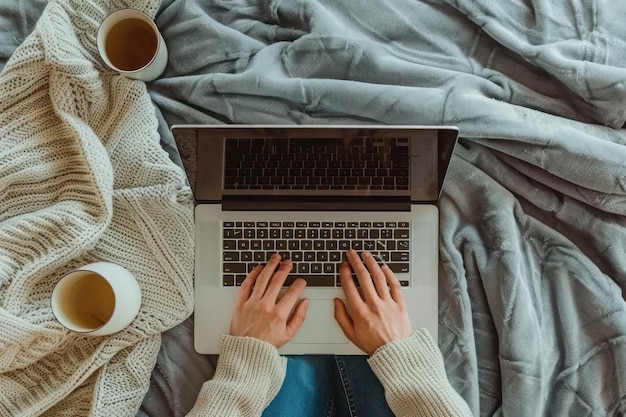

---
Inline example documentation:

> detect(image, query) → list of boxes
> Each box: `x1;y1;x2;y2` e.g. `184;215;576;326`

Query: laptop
171;125;458;354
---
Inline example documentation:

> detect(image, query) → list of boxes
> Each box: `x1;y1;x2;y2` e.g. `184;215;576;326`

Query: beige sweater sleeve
186;335;286;417
188;330;471;417
368;329;473;417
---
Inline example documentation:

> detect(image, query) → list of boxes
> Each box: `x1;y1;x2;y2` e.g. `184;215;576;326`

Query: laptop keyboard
223;137;410;191
222;221;410;287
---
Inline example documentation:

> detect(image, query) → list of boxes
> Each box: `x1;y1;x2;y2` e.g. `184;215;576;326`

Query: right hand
334;250;412;355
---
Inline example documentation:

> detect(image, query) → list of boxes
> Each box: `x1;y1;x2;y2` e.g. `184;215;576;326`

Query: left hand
229;253;309;348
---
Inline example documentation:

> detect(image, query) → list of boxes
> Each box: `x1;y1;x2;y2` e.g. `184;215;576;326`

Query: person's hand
334;250;412;355
229;253;309;348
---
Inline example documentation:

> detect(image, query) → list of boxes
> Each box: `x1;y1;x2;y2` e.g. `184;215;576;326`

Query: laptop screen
172;126;457;205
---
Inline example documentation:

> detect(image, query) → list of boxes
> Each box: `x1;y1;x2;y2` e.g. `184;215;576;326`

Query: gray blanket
2;0;625;416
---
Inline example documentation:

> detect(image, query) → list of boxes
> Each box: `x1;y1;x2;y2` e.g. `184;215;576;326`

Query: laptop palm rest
290;300;348;345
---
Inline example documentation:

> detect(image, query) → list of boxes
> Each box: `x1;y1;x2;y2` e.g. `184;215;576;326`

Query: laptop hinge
220;196;411;212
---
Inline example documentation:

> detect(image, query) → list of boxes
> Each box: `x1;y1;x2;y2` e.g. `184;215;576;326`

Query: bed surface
1;0;625;416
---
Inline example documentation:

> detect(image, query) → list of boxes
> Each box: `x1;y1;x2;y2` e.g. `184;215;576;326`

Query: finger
382;263;404;304
361;251;389;299
251;253;282;299
277;277;307;311
285;298;309;340
263;260;293;301
346;250;377;301
333;298;356;343
235;264;263;306
339;260;363;308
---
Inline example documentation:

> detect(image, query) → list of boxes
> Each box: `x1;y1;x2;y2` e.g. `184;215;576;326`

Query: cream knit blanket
0;1;194;416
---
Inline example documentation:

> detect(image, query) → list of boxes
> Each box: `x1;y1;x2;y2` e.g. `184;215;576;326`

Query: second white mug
51;262;142;336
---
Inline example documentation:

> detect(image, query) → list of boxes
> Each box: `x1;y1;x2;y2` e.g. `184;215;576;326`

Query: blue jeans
262;355;395;417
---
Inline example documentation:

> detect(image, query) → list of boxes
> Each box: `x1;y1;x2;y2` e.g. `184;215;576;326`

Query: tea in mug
105;18;158;71
53;271;116;331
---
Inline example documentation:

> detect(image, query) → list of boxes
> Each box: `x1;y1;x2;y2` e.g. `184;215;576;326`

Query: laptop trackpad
291;300;348;345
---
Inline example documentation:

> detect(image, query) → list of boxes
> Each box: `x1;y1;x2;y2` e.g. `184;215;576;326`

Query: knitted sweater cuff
187;335;287;417
367;329;473;417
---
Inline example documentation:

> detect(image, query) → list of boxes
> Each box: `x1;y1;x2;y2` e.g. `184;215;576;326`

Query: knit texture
187;332;472;417
368;330;474;417
187;336;287;417
0;1;194;416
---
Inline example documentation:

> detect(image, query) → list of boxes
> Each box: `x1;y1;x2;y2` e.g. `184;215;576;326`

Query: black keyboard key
329;252;342;262
301;275;335;287
317;252;329;261
223;263;247;273
223;275;235;286
236;275;247;286
223;240;237;250
387;263;410;273
394;229;410;239
397;241;410;250
391;252;410;261
223;252;239;261
224;229;241;238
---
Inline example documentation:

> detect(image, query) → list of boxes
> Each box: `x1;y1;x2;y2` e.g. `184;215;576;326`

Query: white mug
97;8;168;82
51;262;142;336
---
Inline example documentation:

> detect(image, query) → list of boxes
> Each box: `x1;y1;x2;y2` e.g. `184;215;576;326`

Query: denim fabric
262;356;395;417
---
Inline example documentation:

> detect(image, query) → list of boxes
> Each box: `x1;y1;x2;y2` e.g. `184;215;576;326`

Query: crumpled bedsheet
2;0;625;416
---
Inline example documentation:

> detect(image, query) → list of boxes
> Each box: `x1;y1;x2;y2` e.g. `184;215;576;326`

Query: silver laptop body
172;125;458;355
